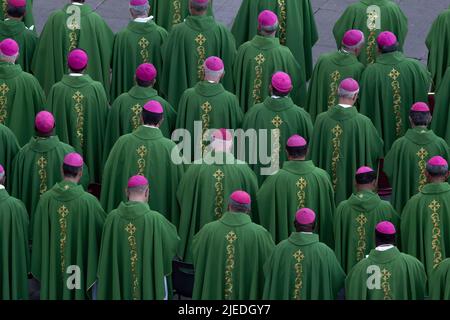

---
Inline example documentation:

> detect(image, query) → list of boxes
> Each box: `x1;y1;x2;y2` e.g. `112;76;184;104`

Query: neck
6;16;23;21
63;177;80;184
128;196;147;203
288;156;306;161
356;185;374;192
203;77;220;83
412;124;428;129
338;98;354;106
428;178;446;184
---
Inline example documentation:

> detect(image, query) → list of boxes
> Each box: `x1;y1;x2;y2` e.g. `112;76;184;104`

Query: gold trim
37;156;48;195
131;104;142;130
224;231;237;300
331;124;343;191
200;101;212;155
195;34;207;81
366;9;379;64
270;115;283;172
73;91;85;148
0;83;9;124
328;71;341;108
58;205;70;275
213;169;225;219
125;222;139;300
355;213;368;262
381;268;392;300
138;37;150;63
389;68;403;138
68;19;78;51
292;249;305;300
296;177;307;208
2;0;7;18
136;145;148;176
277;0;287;46
417;148;428;192
252;53;265;105
172;0;182;25
429;200;443;269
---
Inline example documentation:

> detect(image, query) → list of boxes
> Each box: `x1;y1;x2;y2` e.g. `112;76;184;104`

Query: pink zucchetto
428;156;448;167
129;0;148;5
286;134;307;148
258;10;278;28
356;166;374;175
68;49;88;70
204;56;224;72
136;63;157;82
212;128;233;141
339;78;360;94
128;175;149;188
377;31;397;48
411;102;430;112
0;38;19;56
8;0;26;7
375;221;396;235
342;29;364;49
63;152;84;168
230;190;251;205
35;111;55;133
271;71;292;93
295;208;316;225
0;164;4;174
143;100;163;114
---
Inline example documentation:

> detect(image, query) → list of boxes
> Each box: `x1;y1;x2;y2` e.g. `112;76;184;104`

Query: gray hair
426;164;449;177
338;87;359;99
130;4;150;16
128;185;148;193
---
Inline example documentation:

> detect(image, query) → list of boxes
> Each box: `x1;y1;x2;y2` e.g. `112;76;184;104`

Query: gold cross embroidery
226;231;237;242
138;37;149;49
356;214;368;225
37;156;48;168
58;205;69;218
255;53;265;65
429;200;441;212
296;177;307;189
132;104;142;115
332;125;343;136
195;34;206;46
293;250;305;262
137;145;148;158
125;222;136;235
272;115;283;128
417;148;427;159
381;268;391;280
73;91;84;104
213;169;225;180
331;70;341;82
389;69;400;80
201;102;212;113
0;83;9;95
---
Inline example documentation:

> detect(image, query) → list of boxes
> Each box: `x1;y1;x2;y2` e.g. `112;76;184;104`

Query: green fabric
161;15;236;108
360;52;431;153
429;258;450;300
0;19;38;73
345;247;427;300
31;3;113;96
231;0;318;81
0;123;19;190
104;86;176;160
177;151;258;263
306;50;364;121
263;232;345;300
333;0;408;66
257;160;335;247
241;96;313;185
100;126;184;227
432;66;450;143
0;61;45;146
401;182;450;276
10;135;90;220
309;105;383;204
384;127;450;214
97;201;179;300
30;181;105;300
110;19;168;101
0;0;34;29
334;189;399;273
148;0;213;32
0;188;29;300
234;35;307;113
192;212;275;300
46;74;108;184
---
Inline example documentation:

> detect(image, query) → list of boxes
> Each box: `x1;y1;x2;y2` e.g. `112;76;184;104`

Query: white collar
375;244;394;251
72;2;83;5
339;103;353;109
300;231;313;234
0;184;5;190
69;73;83;77
143;125;158;129
271;95;286;99
134;16;153;23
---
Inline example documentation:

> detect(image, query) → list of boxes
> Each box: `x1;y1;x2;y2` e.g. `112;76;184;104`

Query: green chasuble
241;96;313;185
333;0;408;66
360;52;431;154
177;152;259;263
384;127;450;214
192;212;275;300
161;15;236;108
306;50;365;122
429;258;450;300
148;0;213;32
31;3;113;96
263;232;345;300
110;18;168;101
0;61;45;146
10;136;90;220
234;35;306;113
104;85;176;160
0;188;29;300
97;201;179;300
0;0;34;29
310;106;383;204
231;0;318;81
31;181;105;300
401;182;450;276
101;126;184;227
46;74;108;184
334;190;399;274
0;19;38;73
345;247;427;300
0;123;19;189
257;160;335;247
432;67;450;143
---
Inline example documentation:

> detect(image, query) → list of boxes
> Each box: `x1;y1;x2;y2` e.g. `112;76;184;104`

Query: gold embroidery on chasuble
429;200;443;269
331;124;343;191
195;34;207;81
37;155;48;195
0;83;9;124
213;169;225;219
2;0;7;18
200;101;212;154
138;37;150;63
365;7;379;64
172;0;182;25
355;213;368;262
381;268;392;300
136;145;148;176
58;205;70;275
277;0;287;45
252;53;265;104
328;71;341;108
296;177;307;209
72;91;85;148
271;115;283;172
416;148;428;192
224;231;237;300
389;68;403;138
131;104;143;130
292;250;305;300
125;222;139;300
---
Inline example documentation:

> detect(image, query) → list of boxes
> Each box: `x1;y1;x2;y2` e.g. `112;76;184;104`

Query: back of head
294;208;316;233
141;100;164;126
375;221;397;247
67;48;88;73
0;38;19;64
135;63;157;88
7;0;27;19
271;71;292;97
129;0;150;18
203;56;224;83
228;190;251;214
342;29;365;54
189;0;209;15
257;10;278;36
286;134;308;160
0;164;5;186
35;111;55;137
377;31;398;54
127;175;149;202
62;152;84;181
409;102;431;127
355;166;377;190
338;78;359;103
426;156;449;182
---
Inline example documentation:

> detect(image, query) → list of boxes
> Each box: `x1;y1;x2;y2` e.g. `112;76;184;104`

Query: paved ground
34;0;450;64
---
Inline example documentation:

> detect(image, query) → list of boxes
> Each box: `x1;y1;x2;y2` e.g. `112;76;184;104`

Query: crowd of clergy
2;0;450;300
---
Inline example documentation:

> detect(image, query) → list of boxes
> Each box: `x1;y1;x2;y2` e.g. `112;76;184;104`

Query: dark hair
229;202;250;213
136;77;154;87
7;4;26;18
62;163;82;178
410;111;431;126
426;164;449;177
355;171;377;184
272;87;289;97
142;109;163;126
190;2;208;12
294;220;316;233
286;145;308;158
380;44;398;54
375;229;396;247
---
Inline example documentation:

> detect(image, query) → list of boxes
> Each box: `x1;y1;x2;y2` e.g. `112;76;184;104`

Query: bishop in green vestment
234;10;306;113
0;1;38;73
401;156;450;276
0;38;45;146
306;29;365;121
431;67;450;144
429;258;450;300
101;101;184;227
105;63;176;160
160;0;235;108
0;123;19;189
334;167;399;274
110;1;168;101
263;208;345;300
242;72;313;185
31;153;105;300
346;221;427;300
309;78;383;204
97;175;179;300
1;0;34;30
11;111;89;220
384;103;450;214
32;1;113;96
360;32;431;154
47;49;108;184
333;0;408;66
257;135;335;246
192;191;275;300
177;129;259;263
0;166;29;300
231;0;318;81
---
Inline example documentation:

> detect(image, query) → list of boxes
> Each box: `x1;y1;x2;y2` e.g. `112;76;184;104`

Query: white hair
338;87;359;99
129;4;149;16
204;67;224;83
0;51;18;63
